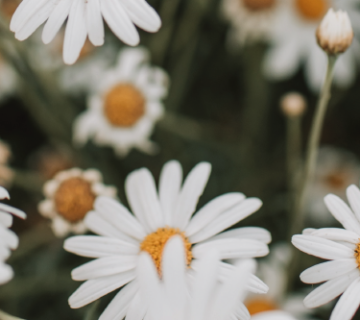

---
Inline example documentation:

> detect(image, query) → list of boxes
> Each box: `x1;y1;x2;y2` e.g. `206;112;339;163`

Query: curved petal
206;227;271;244
86;0;104;46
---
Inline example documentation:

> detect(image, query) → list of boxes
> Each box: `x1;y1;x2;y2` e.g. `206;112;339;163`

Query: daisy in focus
222;0;284;47
73;47;168;157
38;167;117;238
0;186;26;285
292;184;360;320
9;0;162;64
264;1;358;91
64;160;271;320
138;235;251;320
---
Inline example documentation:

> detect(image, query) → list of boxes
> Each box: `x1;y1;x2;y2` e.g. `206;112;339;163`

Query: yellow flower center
140;227;193;275
54;177;95;223
355;243;360;267
324;172;347;191
1;0;20;19
242;0;276;11
103;84;146;127
295;0;328;21
246;298;279;315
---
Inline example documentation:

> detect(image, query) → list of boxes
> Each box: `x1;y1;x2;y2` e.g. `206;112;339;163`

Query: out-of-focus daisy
138;235;251;320
251;311;298;320
292;184;360;320
264;0;360;91
73;47;168;157
9;0;162;65
222;0;284;47
306;147;360;225
38;168;117;238
64;160;271;319
0;186;26;285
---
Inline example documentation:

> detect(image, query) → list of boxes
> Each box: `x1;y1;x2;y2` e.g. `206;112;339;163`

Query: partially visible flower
138;235;251;320
316;9;353;55
73;47;168;157
0;140;14;188
251;311;298;320
64;160;270;320
10;0;162;65
38;168;117;238
264;0;360;92
292;184;360;320
280;92;307;118
305;146;360;225
0;186;26;285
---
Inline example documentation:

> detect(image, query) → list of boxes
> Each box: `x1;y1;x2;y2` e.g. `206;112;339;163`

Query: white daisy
292;184;360;320
222;0;284;47
64;160;271;320
138;235;251;320
251;311;298;320
38;167;117;238
306;146;360;225
9;0;161;65
0;186;26;285
73;47;168;157
264;0;360;91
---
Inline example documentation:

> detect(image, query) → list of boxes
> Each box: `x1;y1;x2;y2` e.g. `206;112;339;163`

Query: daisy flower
251;311;298;320
263;0;360;91
0;186;26;285
73;47;168;157
305;146;360;225
222;0;284;47
64;160;271;320
9;0;161;65
138;235;251;320
38;167;117;238
292;184;360;320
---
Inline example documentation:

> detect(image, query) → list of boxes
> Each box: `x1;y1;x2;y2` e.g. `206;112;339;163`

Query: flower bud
280;92;307;118
316;8;353;55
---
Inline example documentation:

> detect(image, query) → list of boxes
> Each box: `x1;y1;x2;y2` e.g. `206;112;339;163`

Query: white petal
311;228;359;244
72;255;138;280
125;291;147;320
159;161;182;226
172;162;211;230
63;0;88;65
101;0;139;46
120;0;161;32
346;184;360;223
64;236;139;258
0;212;12;228
94;197;146;241
324;194;360;234
0;246;10;260
189;198;262;244
0;203;26;219
42;0;72;44
86;0;104;46
99;280;139;320
193;238;269;260
0;187;9;200
185;193;245;237
69;271;136;308
304;269;359;308
292;235;354;260
0;225;18;250
0;263;13;285
300;259;358;284
10;0;47;32
206;227;271;244
330;277;360;320
251;311;297;320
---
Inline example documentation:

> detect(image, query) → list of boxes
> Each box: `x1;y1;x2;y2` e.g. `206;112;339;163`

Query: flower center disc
104;84;145;128
295;0;328;21
54;177;95;223
324;172;346;190
246;298;279;315
140;227;193;275
242;0;276;11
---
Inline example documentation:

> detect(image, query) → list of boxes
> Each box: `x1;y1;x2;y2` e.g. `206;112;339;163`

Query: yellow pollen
242;0;276;11
295;0;328;21
103;84;145;128
140;227;193;275
54;177;95;223
245;298;279;315
355;242;360;268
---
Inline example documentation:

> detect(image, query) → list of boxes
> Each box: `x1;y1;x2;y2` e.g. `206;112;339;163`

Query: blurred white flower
0;186;26;285
38;167;117;238
305;146;360;225
64;160;270;320
10;0;162;65
292;184;360;320
251;311;298;320
264;0;360;91
73;47;168;157
138;235;251;320
222;0;284;47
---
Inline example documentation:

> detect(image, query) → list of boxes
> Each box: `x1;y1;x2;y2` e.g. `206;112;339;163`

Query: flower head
280;93;307;118
316;9;353;55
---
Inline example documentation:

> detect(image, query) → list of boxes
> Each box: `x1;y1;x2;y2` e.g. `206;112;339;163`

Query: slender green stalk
84;300;100;320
